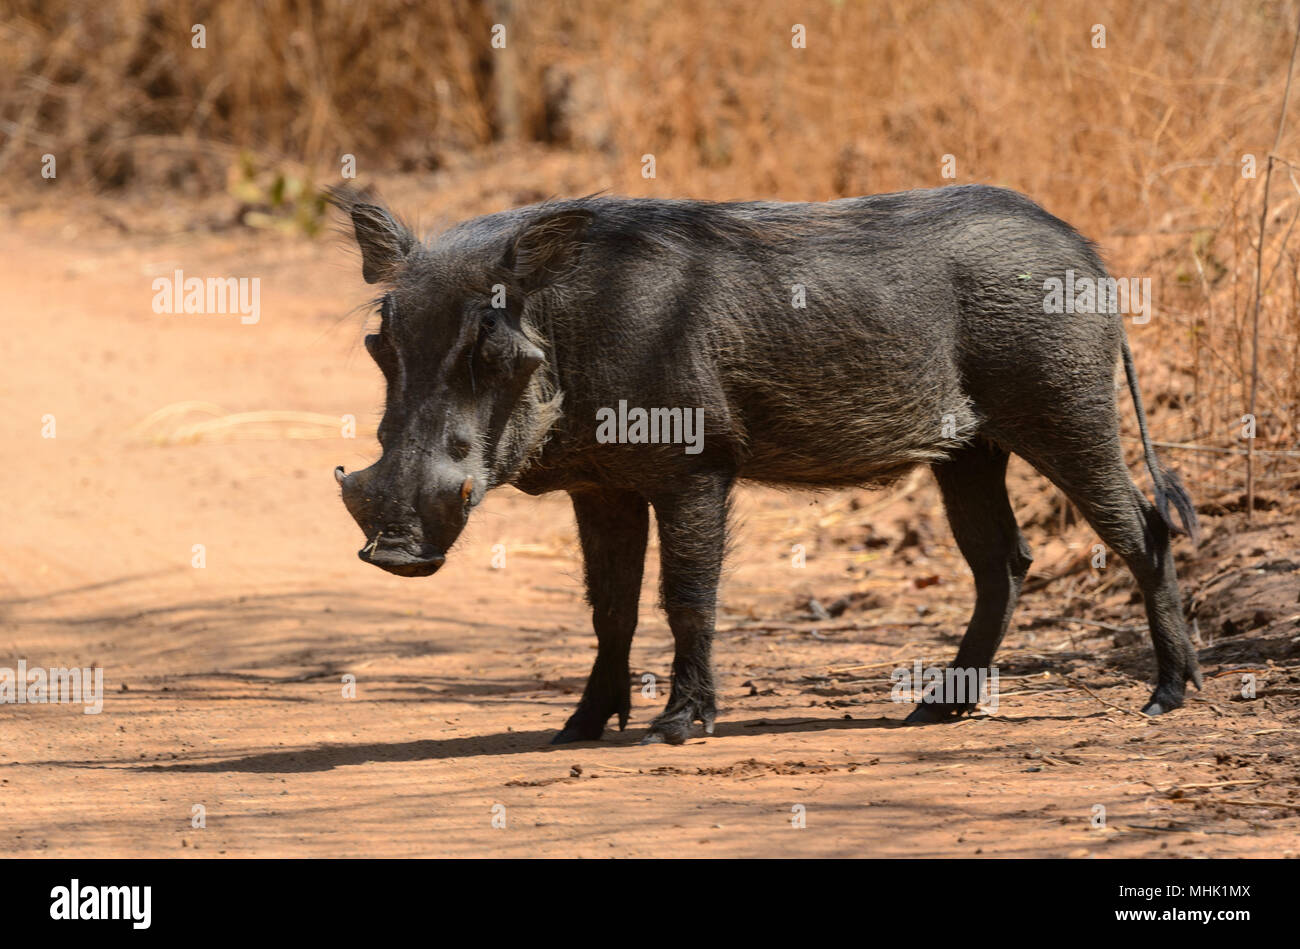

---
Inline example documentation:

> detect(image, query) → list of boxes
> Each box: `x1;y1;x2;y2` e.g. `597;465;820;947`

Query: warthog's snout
336;463;470;577
356;533;446;577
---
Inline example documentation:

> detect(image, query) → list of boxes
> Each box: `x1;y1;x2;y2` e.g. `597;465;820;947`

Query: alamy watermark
595;400;705;455
1042;270;1150;324
890;660;999;711
50;879;150;929
151;270;260;325
0;661;104;714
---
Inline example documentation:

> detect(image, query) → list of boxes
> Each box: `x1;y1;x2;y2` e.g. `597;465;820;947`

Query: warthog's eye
475;310;507;366
472;306;542;379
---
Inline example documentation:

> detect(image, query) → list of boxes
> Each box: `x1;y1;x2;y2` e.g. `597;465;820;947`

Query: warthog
331;184;1199;745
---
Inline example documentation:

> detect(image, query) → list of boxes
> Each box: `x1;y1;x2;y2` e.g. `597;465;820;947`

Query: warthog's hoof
1140;686;1185;716
640;701;715;745
550;724;603;744
552;709;627;744
552;687;631;744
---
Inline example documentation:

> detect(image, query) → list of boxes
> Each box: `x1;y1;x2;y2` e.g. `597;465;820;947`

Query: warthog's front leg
552;488;649;743
641;472;733;745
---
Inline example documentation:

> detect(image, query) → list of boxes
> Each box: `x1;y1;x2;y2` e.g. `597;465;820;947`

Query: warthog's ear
351;203;415;284
327;187;415;284
506;208;593;294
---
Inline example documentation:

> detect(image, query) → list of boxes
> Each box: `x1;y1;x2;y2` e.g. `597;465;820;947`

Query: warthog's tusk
460;476;474;504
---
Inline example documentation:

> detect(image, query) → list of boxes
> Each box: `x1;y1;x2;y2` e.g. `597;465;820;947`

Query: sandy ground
1;208;1298;858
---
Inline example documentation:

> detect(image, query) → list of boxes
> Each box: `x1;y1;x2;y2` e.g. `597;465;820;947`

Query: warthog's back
492;184;1110;487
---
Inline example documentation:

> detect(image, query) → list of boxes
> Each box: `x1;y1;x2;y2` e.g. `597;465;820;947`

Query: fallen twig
1218;799;1300;811
1036;615;1148;635
1060;675;1147;719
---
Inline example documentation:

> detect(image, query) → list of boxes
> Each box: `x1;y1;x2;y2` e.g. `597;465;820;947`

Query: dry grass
127;402;372;445
3;0;1298;500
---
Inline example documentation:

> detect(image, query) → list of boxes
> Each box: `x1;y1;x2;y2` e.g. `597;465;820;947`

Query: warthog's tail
1121;334;1200;543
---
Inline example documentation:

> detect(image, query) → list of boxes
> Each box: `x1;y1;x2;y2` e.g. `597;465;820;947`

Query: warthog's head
331;189;582;576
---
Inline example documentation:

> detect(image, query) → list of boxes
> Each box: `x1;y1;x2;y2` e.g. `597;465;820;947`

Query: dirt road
2;215;1297;857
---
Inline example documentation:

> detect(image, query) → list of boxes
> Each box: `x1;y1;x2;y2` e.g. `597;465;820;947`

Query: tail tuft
1122;333;1199;547
1155;464;1200;544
